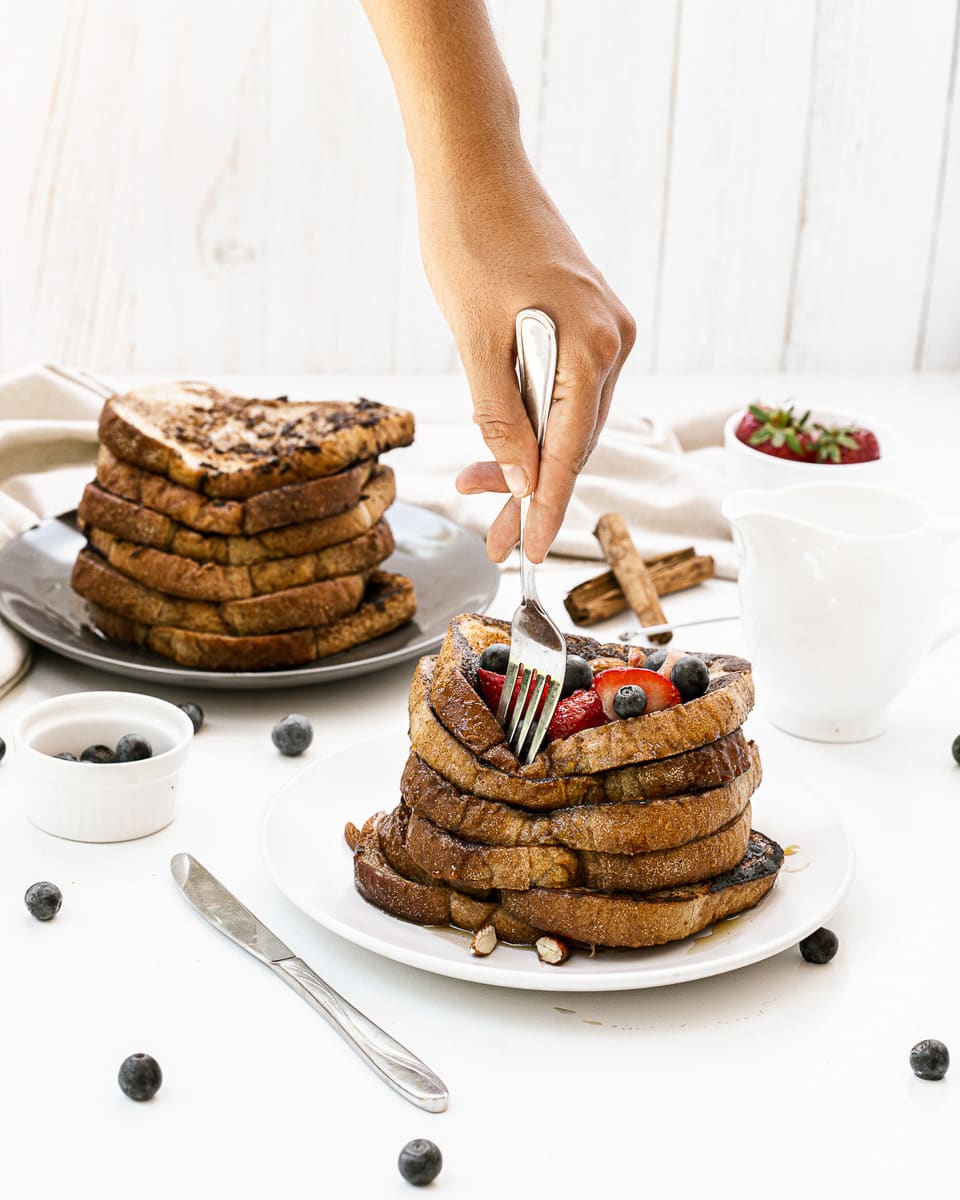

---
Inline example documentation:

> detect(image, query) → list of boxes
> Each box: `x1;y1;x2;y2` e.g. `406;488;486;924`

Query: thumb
463;347;540;498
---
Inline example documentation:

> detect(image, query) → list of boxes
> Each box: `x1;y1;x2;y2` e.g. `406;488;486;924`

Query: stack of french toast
349;613;783;958
70;382;416;670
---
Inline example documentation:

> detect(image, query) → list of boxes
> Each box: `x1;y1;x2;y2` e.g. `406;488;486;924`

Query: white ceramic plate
261;732;855;991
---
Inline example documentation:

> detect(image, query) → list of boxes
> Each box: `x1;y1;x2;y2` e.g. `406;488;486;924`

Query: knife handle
271;957;449;1113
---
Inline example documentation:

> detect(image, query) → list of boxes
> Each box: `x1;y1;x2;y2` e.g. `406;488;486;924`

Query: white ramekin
12;691;195;842
723;406;899;492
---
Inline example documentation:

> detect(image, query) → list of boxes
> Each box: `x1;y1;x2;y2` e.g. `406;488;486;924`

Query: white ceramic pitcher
722;483;960;742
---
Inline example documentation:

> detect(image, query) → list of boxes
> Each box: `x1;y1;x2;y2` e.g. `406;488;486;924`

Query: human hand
416;161;636;563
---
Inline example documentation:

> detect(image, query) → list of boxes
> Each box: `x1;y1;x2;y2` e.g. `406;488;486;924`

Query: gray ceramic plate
0;501;499;689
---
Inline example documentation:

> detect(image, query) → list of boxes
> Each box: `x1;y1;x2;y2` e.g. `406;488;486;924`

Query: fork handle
515;309;558;597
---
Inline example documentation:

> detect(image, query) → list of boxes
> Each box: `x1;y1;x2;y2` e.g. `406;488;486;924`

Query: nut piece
343;821;361;851
590;656;627;674
536;935;570;965
470;924;498;956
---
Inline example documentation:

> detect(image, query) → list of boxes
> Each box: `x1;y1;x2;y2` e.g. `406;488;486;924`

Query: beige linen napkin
0;364;102;694
393;403;738;577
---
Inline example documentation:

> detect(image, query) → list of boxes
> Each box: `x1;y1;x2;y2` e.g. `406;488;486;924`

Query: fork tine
523;677;562;764
496;658;521;726
512;671;549;756
506;664;534;741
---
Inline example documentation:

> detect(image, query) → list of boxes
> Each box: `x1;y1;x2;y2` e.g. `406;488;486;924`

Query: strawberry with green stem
734;403;814;461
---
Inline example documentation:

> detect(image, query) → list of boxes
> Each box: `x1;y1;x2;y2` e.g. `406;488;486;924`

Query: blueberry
118;1053;163;1101
272;713;313;757
952;735;960;766
613;685;647;719
54;752;79;761
178;702;204;734
644;649;667;672
80;744;115;764
478;642;510;674
562;654;593;697
670;655;709;702
398;1139;442;1187
799;927;838;964
910;1039;950;1081
24;881;62;921
0;736;5;763
115;733;153;763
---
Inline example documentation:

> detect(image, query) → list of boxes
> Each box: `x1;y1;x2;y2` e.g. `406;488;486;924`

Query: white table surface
2;373;959;1199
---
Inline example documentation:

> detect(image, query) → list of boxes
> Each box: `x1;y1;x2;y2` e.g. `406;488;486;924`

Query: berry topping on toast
594;667;681;720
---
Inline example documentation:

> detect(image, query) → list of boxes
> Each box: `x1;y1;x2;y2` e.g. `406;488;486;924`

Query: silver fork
495;309;568;764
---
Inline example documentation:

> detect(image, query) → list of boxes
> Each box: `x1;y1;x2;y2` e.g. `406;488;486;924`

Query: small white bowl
12;691;195;842
723;406;899;492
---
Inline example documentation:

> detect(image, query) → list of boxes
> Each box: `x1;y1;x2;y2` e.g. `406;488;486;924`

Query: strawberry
735;403;814;461
811;422;880;464
477;668;606;742
593;667;681;720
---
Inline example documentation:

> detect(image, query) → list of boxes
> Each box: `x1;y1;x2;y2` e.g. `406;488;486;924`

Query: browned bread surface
499;831;783;948
87;570;416;670
72;549;367;636
430;614;755;776
97;446;375;535
79;465;396;565
408;656;754;809
401;803;752;892
84;519;395;601
401;747;760;853
99;383;414;498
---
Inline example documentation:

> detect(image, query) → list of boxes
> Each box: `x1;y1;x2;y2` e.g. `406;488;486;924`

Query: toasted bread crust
409;656;755;808
97;447;375;535
402;803;752;892
99;384;414;498
431;614;754;775
401;748;760;853
498;832;783;948
87;570;416;670
72;549;367;636
84;519;395;601
79;466;396;565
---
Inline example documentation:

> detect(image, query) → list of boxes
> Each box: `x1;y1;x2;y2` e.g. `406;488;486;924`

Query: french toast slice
99;383;414;499
408;656;754;809
400;803;752;892
72;549;368;637
400;748;761;853
350;813;783;950
87;569;416;670
432;614;754;776
78;465;395;566
84;519;394;601
97;447;376;536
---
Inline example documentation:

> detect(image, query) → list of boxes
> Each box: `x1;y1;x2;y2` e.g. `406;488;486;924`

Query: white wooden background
0;0;957;375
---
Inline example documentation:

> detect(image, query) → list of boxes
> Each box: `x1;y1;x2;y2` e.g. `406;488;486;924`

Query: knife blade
170;853;448;1113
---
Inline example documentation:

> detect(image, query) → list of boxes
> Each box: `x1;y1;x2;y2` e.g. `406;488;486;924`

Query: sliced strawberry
478;667;507;712
546;688;607;741
593;667;681;720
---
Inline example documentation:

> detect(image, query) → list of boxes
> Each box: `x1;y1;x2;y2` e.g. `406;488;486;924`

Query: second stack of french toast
71;381;416;670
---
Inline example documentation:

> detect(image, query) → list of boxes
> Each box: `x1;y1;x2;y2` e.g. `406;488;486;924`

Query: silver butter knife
170;853;448;1113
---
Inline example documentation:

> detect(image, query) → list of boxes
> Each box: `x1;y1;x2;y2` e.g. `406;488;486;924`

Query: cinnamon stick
593;513;673;644
564;554;715;626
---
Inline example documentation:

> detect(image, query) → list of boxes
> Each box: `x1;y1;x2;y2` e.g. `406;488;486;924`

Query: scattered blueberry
178;702;204;734
910;1039;950;1081
24;881;62;921
478;642;510;674
54;752;79;761
115;733;153;763
80;744;115;764
644;649;667;672
118;1053;163;1101
272;713;313;757
952;734;960;766
0;736;5;763
562;654;594;697
670;655;710;702
799;927;838;964
613;684;647;719
398;1139;442;1187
